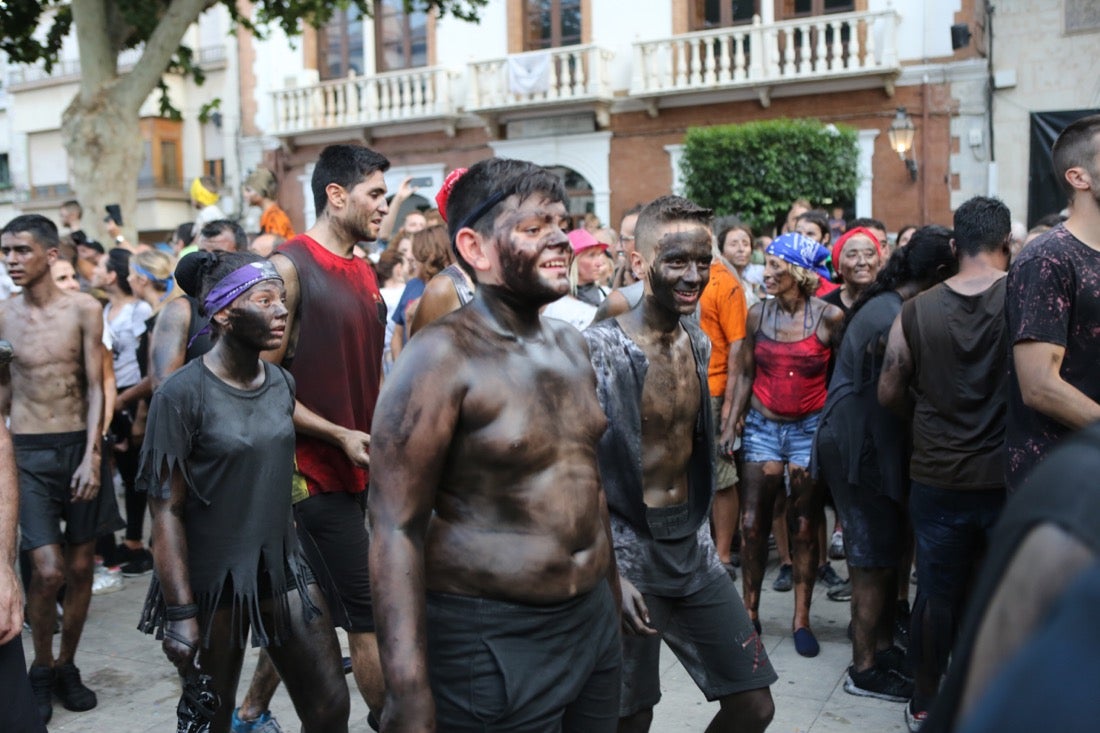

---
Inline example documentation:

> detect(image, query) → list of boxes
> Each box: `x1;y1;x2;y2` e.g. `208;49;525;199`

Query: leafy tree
681;118;860;235
0;1;486;242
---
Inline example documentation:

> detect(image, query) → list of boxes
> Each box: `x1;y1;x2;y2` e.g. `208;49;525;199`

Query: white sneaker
92;565;124;595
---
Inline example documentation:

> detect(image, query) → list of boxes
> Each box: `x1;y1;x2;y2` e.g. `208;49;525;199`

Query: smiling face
487;196;572;306
837;234;880;288
220;279;288;351
721;227;753;269
648;223;712;316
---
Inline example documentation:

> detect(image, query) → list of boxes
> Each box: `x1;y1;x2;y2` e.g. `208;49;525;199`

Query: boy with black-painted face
369;158;622;733
584;195;778;733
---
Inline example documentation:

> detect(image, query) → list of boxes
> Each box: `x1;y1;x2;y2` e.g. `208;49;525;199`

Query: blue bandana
766;232;832;280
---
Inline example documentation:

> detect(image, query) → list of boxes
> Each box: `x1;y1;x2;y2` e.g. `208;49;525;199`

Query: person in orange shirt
699;232;748;577
244;167;295;239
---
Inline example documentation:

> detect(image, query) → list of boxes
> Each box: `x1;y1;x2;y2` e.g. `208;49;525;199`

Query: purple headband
188;260;281;347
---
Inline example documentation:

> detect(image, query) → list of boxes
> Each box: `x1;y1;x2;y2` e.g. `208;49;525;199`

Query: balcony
271;66;460;141
467;44;615;127
630;9;900;111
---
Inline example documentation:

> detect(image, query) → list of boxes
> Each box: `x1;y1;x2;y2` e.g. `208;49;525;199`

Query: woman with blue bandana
720;232;845;658
137;251;349;732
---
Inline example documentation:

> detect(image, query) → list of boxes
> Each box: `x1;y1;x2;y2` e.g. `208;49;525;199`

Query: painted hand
619;577;657;636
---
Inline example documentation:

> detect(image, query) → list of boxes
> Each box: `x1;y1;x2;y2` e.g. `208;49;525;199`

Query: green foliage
681;119;860;235
0;1;71;71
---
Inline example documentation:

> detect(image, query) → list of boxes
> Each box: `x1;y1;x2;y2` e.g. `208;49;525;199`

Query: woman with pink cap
568;228;610;306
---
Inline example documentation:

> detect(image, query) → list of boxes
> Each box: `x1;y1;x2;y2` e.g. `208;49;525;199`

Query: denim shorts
741;408;819;467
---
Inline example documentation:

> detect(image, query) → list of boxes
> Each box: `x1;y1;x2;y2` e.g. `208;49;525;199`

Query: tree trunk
60;86;144;247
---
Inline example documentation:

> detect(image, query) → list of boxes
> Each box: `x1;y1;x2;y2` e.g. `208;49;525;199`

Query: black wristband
165;604;199;621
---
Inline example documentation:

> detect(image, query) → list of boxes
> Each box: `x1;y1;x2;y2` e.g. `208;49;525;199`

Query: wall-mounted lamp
887;107;918;181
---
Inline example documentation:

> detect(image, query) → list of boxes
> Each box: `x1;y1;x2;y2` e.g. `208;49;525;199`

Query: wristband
165;603;199;621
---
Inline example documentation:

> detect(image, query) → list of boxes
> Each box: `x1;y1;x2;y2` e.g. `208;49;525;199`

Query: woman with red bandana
823;227;884;314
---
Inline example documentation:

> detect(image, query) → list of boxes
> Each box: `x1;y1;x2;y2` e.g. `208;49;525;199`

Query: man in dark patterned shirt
1006;114;1100;491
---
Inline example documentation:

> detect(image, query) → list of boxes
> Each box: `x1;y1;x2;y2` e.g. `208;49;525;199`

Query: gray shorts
426;584;621;731
620;572;778;716
16;431;124;551
710;396;739;489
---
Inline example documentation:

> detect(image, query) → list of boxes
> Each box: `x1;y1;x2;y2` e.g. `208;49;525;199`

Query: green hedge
681;118;860;235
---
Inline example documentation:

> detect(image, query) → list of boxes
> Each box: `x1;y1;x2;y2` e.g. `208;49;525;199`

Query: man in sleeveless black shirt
879;196;1012;729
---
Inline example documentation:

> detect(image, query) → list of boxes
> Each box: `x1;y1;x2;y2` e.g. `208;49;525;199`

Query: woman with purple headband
137;251;349;732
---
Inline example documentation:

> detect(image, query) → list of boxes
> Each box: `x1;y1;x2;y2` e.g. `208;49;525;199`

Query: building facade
2;0;1095;239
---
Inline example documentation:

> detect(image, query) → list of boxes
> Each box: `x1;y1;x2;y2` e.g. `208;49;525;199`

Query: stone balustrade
467;43;614;113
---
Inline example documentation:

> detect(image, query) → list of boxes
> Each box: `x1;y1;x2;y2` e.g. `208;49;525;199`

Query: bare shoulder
818;299;845;327
593;290;628;323
69;291;104;316
268;252;299;289
746;300;765;328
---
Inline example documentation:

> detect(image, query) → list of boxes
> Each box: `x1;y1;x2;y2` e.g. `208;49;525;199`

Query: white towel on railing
508;52;551;95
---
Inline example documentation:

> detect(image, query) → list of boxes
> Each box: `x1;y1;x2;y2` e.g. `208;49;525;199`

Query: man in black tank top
878;196;1012;729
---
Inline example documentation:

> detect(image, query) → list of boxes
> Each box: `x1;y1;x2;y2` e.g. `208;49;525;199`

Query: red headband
435;168;468;223
832;226;883;270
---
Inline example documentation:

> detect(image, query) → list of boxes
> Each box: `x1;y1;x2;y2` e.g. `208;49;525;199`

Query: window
137;118;182;189
692;0;758;30
318;7;365;80
777;0;854;19
524;0;582;50
0;153;10;189
375;0;429;72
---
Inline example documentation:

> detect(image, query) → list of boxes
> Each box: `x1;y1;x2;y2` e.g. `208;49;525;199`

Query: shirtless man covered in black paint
585;196;777;733
369;157;621;732
0;214;115;725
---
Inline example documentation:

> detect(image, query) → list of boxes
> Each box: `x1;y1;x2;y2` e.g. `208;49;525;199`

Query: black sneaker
772;564;793;592
121;548;154;577
875;645;912;681
843;665;914;703
54;662;98;711
29;665;53;723
818;563;848;588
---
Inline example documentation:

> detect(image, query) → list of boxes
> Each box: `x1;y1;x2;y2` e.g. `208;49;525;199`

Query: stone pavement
25;537;909;731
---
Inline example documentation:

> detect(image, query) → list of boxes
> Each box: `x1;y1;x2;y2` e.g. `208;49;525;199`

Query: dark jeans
909;481;1005;696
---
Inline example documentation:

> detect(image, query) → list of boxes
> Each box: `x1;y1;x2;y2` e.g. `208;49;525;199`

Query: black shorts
426;583;621;732
816;424;904;568
16;431;124;552
621;572;777;717
293;491;374;633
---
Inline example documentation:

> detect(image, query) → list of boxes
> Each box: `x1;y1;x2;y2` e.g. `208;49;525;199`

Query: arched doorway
544;165;595;223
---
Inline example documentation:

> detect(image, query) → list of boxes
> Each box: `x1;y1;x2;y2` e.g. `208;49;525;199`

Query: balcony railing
630;9;899;103
271;66;458;136
467;44;614;114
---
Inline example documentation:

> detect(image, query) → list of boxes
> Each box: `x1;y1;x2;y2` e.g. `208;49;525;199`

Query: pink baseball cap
568;228;607;254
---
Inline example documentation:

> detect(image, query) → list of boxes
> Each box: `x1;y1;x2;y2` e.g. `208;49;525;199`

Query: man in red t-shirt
235;144;390;730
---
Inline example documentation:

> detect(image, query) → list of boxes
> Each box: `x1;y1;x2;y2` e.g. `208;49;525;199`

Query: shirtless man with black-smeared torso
369;158;621;733
585;196;776;733
0;214;111;725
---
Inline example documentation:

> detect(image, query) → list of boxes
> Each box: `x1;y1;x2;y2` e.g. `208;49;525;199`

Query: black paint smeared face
648;224;712;316
489;197;572;307
223;280;288;351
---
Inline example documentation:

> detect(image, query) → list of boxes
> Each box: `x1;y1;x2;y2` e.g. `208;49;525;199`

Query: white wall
991;0;1100;220
880;0;961;63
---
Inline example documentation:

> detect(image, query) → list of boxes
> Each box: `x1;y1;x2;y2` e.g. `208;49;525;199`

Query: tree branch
114;0;209;110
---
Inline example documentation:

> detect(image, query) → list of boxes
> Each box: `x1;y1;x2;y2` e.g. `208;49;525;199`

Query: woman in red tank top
719;232;845;658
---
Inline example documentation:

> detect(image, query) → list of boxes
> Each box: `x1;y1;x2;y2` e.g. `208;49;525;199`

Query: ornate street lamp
887;107;918;181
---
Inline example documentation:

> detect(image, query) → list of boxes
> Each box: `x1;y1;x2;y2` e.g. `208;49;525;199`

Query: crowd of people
0;113;1098;733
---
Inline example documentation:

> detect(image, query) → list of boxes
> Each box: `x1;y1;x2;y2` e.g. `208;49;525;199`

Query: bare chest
639;337;700;435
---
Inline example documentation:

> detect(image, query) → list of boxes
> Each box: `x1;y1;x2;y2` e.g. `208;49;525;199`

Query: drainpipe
921;74;929;223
